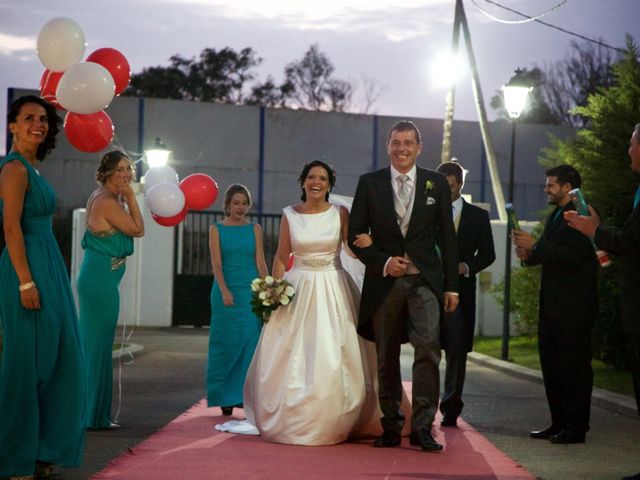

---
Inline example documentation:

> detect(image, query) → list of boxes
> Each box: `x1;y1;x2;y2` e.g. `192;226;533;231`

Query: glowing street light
145;137;171;168
501;68;532;361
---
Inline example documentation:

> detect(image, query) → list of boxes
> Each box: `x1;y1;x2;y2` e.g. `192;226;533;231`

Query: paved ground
56;327;640;480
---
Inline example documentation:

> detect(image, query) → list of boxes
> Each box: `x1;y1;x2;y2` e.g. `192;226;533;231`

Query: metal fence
177;210;282;275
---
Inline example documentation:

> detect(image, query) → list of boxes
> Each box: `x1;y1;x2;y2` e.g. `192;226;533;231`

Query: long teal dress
206;223;261;408
77;200;133;429
0;152;86;477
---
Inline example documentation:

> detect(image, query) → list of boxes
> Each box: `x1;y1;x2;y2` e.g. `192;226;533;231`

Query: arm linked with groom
348;120;458;452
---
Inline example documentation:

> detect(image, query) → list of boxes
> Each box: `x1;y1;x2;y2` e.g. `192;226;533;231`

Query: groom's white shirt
383;164;417;277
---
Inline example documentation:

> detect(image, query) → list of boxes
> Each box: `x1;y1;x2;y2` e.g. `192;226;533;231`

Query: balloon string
112;282;136;424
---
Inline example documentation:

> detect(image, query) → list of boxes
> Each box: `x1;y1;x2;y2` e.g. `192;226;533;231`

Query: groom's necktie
397;175;411;215
634;185;640;209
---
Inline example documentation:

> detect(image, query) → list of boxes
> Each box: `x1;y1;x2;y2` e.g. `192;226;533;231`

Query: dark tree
490;67;559;124
283;44;352;112
124;47;262;104
490;40;620;126
539;40;619;127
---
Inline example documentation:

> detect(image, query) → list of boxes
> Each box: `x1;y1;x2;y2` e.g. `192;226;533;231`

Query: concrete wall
6;88;563;332
7;88;575;222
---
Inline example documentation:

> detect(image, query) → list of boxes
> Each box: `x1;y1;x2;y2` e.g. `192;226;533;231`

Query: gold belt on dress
110;256;126;271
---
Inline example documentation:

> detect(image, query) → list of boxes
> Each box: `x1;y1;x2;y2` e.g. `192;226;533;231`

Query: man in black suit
513;164;598;444
565;123;640;480
436;161;495;427
349;120;458;452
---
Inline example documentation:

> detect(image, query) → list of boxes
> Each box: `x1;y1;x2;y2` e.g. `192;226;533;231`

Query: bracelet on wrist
19;281;36;292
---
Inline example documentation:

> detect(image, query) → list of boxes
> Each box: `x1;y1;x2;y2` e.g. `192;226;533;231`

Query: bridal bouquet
250;275;295;323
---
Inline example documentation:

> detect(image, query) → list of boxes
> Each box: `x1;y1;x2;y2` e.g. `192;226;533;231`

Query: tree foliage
539;40;620;127
126;47;262;103
125;44;365;113
283;44;352;112
503;36;640;367
490;67;558;124
491;40;620;126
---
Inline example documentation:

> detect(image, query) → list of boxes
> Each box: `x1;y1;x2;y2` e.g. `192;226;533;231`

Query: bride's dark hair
298;160;336;202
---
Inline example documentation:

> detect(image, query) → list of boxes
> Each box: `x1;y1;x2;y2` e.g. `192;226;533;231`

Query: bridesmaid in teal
207;184;267;416
77;150;144;430
0;95;86;480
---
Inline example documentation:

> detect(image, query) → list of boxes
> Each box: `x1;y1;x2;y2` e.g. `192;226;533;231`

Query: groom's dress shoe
373;430;401;448
549;430;585;444
409;429;443;452
529;426;561;439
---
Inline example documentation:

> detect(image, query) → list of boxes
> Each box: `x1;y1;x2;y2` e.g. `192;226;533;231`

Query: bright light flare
430;52;465;89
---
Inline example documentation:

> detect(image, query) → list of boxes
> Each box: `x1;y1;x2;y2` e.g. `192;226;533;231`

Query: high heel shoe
35;462;54;479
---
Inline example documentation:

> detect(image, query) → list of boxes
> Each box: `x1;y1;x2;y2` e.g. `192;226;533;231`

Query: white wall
71;192;174;327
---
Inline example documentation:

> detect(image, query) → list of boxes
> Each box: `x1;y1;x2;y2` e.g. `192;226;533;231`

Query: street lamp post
139;137;172;190
501;69;532;361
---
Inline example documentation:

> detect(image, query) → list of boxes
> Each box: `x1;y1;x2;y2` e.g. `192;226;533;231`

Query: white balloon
145;183;185;218
37;17;86;72
56;62;116;114
144;165;179;193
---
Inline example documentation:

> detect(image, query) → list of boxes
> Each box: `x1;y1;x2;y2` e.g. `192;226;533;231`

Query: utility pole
440;0;507;221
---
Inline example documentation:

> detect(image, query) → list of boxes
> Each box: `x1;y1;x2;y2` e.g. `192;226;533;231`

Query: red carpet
94;384;533;480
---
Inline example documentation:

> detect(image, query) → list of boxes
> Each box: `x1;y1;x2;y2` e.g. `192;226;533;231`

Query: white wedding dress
216;203;409;444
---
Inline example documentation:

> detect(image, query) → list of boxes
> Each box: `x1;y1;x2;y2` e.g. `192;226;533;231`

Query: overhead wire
469;0;627;54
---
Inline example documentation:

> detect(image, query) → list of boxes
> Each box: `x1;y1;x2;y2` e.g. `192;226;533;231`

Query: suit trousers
538;313;594;433
440;305;469;420
629;333;640;417
372;274;441;434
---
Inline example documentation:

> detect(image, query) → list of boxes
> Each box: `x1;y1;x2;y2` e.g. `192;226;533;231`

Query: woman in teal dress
207;184;267;416
0;95;86;480
77;150;144;430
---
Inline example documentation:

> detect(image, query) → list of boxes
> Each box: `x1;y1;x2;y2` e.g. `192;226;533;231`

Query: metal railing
176;211;282;276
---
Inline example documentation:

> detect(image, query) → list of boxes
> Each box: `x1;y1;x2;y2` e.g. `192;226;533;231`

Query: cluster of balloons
37;17;131;153
144;166;219;227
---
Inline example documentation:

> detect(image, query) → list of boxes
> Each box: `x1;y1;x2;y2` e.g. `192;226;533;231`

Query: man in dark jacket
436;161;495;427
513;164;598;444
349;120;458;452
565;123;640;479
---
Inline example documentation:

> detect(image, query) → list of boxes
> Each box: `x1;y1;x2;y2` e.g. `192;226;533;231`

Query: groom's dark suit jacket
349;166;458;341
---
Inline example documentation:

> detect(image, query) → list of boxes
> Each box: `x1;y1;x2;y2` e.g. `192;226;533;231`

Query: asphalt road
55;327;639;480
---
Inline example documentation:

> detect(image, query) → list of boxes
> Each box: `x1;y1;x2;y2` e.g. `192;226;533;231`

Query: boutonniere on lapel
424;180;436;205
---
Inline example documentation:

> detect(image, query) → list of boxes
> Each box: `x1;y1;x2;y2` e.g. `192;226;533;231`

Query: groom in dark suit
349;120;458;452
436;161;495;427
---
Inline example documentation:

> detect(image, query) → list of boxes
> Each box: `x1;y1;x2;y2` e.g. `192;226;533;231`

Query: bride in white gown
218;161;409;445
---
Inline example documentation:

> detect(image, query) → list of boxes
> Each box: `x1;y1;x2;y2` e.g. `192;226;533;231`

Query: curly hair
96;150;132;185
298;160;336;202
7;95;60;161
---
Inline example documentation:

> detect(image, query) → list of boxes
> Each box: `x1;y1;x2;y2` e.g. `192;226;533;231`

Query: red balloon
64;110;114;153
152;206;188;227
86;47;131;95
179;173;218;211
39;69;65;110
286;254;294;271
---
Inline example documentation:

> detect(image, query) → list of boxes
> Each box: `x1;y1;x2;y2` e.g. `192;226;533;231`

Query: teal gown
77;207;133;429
206;223;261;408
0;152;86;477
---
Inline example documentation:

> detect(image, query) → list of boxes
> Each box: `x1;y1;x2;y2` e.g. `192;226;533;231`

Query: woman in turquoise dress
0;95;86;480
207;184;267;416
77;150;144;430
